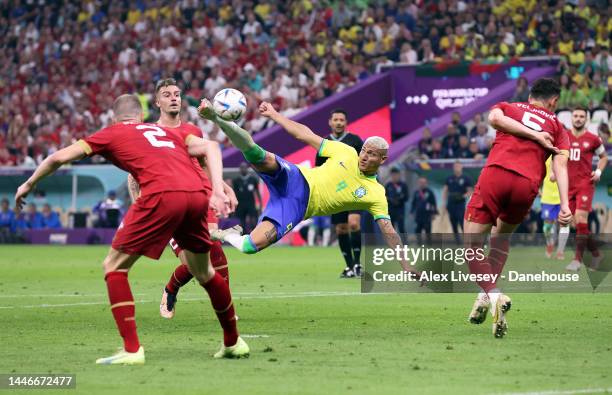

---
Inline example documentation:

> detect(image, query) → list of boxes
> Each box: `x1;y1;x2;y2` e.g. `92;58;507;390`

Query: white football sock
488;288;501;316
557;225;570;254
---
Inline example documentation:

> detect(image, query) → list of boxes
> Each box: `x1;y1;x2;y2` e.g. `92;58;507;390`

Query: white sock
557;226;570;254
307;227;316;246
322;229;330;246
488;288;501;316
551;222;558;244
224;233;248;252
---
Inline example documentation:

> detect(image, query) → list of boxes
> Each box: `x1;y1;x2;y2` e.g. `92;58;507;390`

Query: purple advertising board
221;58;558;165
389;58;559;135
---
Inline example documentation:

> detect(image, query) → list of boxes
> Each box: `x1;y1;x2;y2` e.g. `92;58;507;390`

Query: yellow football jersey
298;140;390;220
540;157;560;205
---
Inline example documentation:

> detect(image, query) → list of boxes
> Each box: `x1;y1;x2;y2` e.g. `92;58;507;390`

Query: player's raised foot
198;98;216;120
545;245;554;259
468;293;489;324
96;346;145;365
492;294;511;338
353;264;362;277
565;260;582;271
160;288;177;319
340;268;355;278
213;337;250;359
556;251;565;261
211;225;243;242
587;253;604;272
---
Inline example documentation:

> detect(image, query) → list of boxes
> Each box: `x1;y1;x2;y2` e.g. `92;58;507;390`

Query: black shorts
331;211;361;225
236;204;258;218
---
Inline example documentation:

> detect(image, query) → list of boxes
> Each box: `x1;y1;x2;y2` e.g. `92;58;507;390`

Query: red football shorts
169;207;218;257
465;166;540;225
112;191;211;259
568;183;594;214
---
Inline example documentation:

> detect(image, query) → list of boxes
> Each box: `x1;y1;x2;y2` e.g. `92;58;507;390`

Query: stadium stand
1;0;610;167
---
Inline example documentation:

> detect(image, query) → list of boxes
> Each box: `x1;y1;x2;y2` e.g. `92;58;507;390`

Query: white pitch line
0;291;380;310
496;387;612;395
0;293;148;298
0;290;355;299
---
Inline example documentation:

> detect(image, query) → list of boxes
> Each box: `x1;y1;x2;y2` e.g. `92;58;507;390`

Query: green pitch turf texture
1;245;610;395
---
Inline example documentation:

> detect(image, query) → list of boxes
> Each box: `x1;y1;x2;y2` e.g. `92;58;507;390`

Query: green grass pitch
1;245;611;395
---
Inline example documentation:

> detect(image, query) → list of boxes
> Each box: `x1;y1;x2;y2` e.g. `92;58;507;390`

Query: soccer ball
212;88;247;121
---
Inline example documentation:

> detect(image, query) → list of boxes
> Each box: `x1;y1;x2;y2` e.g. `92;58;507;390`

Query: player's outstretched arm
186;136;229;218
223;180;238;214
551;154;572;226
591;148;608;182
259;102;323;150
488;108;558;153
377;218;419;276
15;143;87;212
126;174;141;203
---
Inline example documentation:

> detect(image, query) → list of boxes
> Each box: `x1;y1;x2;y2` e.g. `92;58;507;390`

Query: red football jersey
79;122;207;197
567;130;604;184
485;102;570;184
160;122;212;193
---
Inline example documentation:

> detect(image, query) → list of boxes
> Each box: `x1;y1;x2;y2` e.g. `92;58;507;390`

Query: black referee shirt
315;132;363;167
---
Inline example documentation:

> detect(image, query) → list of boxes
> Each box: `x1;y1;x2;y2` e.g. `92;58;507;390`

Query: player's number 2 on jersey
521;112;546;131
137;125;176;149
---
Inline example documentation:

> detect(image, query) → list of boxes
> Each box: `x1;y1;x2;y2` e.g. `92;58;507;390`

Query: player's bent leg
160;254;193;319
160;237;195;319
571;209;602;271
208;221;232;281
182;249;248;357
206;109;278;175
348;213;362;276
248;220;277;251
463;220;494;325
102;247;140;274
488;219;517;338
335;222;354;277
97;249;145;365
543;219;555;258
213;222;275;253
249;150;280;175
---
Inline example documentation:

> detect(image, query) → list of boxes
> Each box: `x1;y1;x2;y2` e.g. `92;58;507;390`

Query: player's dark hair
529;78;561;100
329;108;347;119
572;106;588;115
155;78;179;94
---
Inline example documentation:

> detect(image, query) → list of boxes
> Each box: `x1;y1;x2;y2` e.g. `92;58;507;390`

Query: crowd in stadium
0;0;611;167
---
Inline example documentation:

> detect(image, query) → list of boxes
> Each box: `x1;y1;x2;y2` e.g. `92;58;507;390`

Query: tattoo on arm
264;228;277;243
378;219;402;248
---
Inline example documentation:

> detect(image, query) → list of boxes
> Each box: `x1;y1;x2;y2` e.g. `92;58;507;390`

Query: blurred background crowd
1;0;610;167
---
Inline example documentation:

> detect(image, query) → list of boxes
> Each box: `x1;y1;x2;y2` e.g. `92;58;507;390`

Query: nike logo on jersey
339;161;347;169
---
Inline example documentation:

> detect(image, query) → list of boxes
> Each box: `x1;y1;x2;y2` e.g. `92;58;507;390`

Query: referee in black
442;161;472;244
315;109;364;278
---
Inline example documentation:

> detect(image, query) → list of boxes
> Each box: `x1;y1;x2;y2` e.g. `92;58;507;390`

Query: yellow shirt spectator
219;5;232;21
77;11;90;23
160;5;178;20
145;7;159;20
315;42;327;57
127;8;141;25
558;40;573;56
254;2;270;20
568;50;585;65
